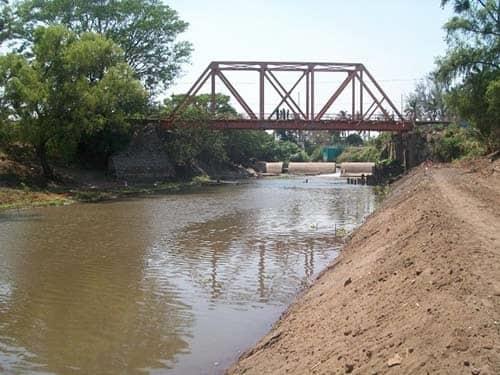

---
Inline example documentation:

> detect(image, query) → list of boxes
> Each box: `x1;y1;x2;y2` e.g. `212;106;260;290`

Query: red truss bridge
163;61;413;132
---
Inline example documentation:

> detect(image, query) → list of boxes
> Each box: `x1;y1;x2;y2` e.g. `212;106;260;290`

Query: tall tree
439;0;499;78
161;94;236;168
2;0;192;93
161;94;302;168
0;25;147;178
437;0;500;150
0;0;14;41
405;73;449;121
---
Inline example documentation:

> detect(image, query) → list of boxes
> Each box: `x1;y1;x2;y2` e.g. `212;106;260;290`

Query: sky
166;0;453;116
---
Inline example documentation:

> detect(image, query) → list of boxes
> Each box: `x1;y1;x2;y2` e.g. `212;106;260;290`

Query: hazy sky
166;0;453;115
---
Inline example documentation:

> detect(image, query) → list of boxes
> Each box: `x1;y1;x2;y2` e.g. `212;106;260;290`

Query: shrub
309;146;324;161
336;146;381;163
289;150;311;162
430;124;486;162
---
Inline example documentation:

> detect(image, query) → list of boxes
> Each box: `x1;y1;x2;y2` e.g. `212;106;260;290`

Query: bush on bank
336;145;381;163
430;124;487;162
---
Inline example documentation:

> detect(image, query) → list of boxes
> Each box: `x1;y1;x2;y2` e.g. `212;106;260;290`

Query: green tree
0;1;9;36
437;0;500;150
345;133;364;146
268;140;302;162
224;130;276;165
330;131;344;145
2;0;192;93
162;93;305;167
275;129;300;143
486;77;500;121
430;124;486;161
0;25;147;178
165;93;238;119
161;94;234;168
405;73;449;121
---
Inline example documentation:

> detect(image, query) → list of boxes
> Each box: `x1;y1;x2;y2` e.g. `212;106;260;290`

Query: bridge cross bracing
164;61;413;132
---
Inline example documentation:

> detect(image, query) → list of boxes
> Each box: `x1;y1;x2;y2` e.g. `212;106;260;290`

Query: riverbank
0;149;239;210
229;158;500;374
0;178;218;210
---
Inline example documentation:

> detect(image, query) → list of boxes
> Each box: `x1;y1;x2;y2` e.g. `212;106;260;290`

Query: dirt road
229;160;500;374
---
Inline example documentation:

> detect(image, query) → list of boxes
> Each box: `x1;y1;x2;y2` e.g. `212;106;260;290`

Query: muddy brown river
0;176;376;374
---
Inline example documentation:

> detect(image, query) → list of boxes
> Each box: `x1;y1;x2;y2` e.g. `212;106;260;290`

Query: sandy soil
229;159;500;374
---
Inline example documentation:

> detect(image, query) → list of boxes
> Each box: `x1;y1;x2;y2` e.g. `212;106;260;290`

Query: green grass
0;187;73;210
0;176;216;210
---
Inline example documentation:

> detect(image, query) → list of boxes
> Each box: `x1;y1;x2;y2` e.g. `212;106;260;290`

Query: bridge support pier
390;131;430;170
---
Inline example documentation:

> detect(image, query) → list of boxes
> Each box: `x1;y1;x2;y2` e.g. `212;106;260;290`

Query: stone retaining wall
108;125;175;182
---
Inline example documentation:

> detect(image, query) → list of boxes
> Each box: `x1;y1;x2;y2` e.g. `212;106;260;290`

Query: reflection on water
0;176;376;374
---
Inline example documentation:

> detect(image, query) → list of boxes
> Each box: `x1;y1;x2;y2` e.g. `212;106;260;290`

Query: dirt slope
229;160;500;375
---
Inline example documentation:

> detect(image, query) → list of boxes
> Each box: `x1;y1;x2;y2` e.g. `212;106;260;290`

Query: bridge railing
213;112;407;122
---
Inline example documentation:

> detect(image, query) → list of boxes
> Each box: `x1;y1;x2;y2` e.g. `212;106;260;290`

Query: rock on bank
229;159;500;374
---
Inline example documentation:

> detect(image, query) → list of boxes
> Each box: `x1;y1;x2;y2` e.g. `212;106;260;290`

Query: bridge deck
161;119;412;132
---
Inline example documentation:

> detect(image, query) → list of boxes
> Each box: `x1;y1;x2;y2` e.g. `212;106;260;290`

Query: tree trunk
37;142;54;180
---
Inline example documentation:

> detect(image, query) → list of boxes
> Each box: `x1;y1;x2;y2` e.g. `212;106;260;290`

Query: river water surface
0;176;376;374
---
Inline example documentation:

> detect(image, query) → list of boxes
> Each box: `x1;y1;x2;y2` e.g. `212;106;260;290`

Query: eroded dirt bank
229;160;500;374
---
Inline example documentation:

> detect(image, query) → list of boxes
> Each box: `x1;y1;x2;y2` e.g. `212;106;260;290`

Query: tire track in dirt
432;168;500;250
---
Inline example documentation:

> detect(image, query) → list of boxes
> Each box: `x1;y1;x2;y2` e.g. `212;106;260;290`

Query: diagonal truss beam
315;72;355;120
266;71;307;119
362;100;377;120
362;66;404;121
165;61;408;131
167;65;211;122
354;72;390;120
216;70;257;119
368;98;385;119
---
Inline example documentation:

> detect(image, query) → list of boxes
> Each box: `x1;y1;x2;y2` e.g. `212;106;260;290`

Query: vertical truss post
315;72;355;120
306;70;310;119
259;64;265;120
352;74;356;119
217;70;257;119
362;65;404;120
355;72;391;119
310;65;315;120
165;61;410;132
211;68;216;113
359;67;364;120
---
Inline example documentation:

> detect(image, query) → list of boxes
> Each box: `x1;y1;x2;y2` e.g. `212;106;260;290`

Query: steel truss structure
164;61;412;132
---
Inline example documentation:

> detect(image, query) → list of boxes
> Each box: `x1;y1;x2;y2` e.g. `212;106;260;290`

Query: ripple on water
0;176;376;374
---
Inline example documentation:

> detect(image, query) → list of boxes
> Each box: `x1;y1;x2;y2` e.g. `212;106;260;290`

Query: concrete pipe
340;162;375;177
288;162;337;175
264;162;284;174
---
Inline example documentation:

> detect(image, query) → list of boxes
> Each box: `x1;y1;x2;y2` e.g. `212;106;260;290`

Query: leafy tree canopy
436;0;499;150
405;73;449;121
163;93;238;120
160;94;238;168
438;0;499;81
345;133;364;146
0;25;147;177
1;0;192;93
160;94;308;169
